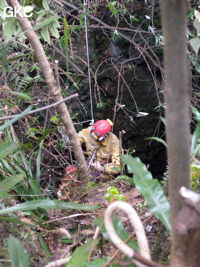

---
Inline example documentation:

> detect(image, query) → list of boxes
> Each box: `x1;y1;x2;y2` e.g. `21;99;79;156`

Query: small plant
97;102;109;110
104;186;125;203
190;164;200;190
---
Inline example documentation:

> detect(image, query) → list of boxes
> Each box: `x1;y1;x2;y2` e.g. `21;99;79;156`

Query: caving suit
78;126;121;178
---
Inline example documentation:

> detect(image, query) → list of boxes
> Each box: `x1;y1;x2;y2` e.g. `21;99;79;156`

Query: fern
18;75;43;91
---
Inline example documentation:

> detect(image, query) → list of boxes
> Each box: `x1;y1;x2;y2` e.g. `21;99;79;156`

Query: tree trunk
160;0;200;266
6;0;88;180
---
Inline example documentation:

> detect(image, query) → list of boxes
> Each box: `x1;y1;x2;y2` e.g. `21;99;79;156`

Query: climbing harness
87;145;101;171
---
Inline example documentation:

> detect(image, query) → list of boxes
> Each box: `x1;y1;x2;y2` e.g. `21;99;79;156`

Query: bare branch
0;94;78;121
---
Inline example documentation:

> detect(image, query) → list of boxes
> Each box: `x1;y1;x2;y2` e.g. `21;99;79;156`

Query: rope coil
104;201;151;267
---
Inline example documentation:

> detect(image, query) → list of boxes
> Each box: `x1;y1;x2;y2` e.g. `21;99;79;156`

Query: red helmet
91;119;113;141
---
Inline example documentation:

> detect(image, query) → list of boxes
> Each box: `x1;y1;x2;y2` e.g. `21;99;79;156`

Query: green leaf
36;141;43;180
0;192;9;198
190;37;200;55
194;91;200;97
42;0;50;10
68;239;93;267
86;257;109;267
0;199;100;215
190;106;200;156
62;18;69;50
122;155;153;179
3;18;17;42
160;116;166;125
49;22;60;39
105;187;125;202
130;15;138;23
9;91;32;102
23;6;34;15
191;105;200;121
0;216;35;227
50;115;59;124
147;137;167;147
0;47;9;68
1;159;16;175
28;178;42;197
0;0;7;20
7;237;30;267
108;1;118;17
38;236;51;258
0;105;32;131
194;18;200;34
33;16;60;31
110;261;134;267
40;26;50;43
191;123;200;156
121;155;171;232
7;52;32;62
0;142;18;160
107;186;119;195
0;174;24;194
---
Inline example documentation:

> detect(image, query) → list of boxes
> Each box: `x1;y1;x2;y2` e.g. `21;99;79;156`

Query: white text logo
4;6;33;18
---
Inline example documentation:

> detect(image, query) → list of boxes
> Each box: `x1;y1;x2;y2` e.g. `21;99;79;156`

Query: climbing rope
83;0;94;125
104;201;151;267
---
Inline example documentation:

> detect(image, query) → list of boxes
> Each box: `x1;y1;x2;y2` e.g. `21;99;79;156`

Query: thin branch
0;94;78;121
54;60;60;89
101;233;135;267
44;257;69;267
87;225;101;261
51;45;84;75
42;212;98;224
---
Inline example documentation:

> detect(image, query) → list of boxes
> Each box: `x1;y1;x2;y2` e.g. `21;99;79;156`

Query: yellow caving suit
78;126;121;178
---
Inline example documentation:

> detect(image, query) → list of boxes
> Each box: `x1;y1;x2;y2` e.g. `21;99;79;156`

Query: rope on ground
104;201;151;267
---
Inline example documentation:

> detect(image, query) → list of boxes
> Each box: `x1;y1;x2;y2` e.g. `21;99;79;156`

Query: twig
42;212;98;224
54;60;60;89
191;155;200;165
101;233;135;267
111;59;139;113
0;94;78;121
87;225;101;261
44;257;69;267
0;259;12;262
51;44;84;75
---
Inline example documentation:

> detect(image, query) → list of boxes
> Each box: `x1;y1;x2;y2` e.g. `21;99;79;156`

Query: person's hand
91;160;104;172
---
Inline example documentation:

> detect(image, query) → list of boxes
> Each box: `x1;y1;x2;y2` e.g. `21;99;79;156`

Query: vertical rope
83;0;94;125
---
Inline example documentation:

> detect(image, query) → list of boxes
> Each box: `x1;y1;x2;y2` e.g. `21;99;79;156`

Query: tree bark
160;0;200;266
6;0;88;180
